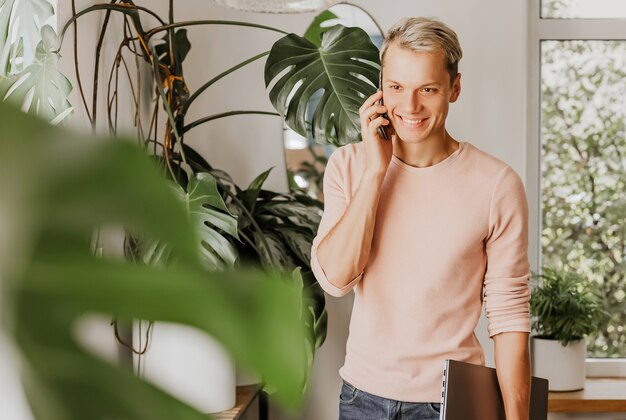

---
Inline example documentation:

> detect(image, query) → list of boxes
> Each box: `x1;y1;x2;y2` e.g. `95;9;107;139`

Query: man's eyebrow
384;79;444;87
418;81;444;87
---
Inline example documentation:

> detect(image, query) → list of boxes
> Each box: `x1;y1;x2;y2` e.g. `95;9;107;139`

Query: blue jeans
339;380;441;420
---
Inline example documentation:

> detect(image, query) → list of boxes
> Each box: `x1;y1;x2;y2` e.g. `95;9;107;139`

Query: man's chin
393;132;430;144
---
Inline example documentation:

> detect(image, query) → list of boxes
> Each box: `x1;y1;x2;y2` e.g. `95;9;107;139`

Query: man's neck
392;131;460;169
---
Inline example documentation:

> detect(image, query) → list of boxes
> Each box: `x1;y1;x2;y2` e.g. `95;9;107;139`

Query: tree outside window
541;39;625;358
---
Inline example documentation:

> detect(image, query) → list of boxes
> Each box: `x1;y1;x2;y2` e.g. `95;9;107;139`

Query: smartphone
377;71;390;140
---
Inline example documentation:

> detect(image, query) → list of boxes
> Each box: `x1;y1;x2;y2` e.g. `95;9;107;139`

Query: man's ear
449;73;462;103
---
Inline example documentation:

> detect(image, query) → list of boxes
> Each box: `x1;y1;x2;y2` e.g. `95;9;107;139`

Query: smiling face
382;42;461;145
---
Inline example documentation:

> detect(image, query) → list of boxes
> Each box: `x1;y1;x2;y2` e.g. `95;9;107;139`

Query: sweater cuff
484;274;531;338
310;244;363;297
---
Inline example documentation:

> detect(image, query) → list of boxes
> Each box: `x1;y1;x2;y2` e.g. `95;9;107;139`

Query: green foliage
302;9;338;47
0;101;309;419
223;166;327;352
62;1;378;399
0;0;55;74
140;173;240;270
0;1;72;124
238;171;322;270
530;267;609;346
155;28;191;65
541;0;570;18
265;25;381;146
541;40;626;356
291;266;328;383
180;144;327;392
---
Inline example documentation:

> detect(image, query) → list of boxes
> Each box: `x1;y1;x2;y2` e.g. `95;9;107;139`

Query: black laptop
439;359;549;420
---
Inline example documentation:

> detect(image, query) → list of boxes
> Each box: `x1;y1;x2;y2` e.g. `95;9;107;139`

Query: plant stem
145;46;178;181
145;20;288;40
129;17;145;145
183;51;270;114
238;230;262;256
92;0;117;131
146;44;188;170
183;110;279;133
220;186;278;268
71;0;93;124
132;4;166;25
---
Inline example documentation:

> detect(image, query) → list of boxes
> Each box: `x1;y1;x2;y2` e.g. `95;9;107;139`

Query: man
310;18;532;420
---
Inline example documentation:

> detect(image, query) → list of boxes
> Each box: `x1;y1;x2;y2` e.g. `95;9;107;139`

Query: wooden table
548;377;626;413
213;385;268;420
215;378;626;416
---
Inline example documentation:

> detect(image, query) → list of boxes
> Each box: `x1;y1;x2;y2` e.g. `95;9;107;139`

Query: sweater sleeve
483;166;532;338
310;150;363;297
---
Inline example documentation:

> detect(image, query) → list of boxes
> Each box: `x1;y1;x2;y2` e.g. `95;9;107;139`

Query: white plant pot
133;321;236;413
236;363;262;386
531;336;586;391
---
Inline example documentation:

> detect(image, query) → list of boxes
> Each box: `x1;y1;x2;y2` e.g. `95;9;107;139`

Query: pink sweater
310;140;531;403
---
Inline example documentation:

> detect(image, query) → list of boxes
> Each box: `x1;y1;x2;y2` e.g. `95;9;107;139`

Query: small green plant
530;267;609;346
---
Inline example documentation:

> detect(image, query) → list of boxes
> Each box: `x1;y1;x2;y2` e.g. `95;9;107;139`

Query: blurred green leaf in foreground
0;101;308;419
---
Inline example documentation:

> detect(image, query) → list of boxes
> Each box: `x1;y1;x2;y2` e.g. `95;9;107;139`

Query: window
542;0;626;19
529;0;626;373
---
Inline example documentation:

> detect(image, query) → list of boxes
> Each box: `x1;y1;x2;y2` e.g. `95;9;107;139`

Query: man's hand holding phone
359;90;393;178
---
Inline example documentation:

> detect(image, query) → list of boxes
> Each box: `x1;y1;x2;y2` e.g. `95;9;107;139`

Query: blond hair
380;17;463;83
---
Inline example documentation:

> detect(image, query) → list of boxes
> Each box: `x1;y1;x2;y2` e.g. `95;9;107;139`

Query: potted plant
1;0;380;415
58;0;381;411
530;267;609;391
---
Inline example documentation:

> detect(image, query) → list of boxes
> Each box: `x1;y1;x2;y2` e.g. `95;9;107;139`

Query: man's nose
400;92;422;113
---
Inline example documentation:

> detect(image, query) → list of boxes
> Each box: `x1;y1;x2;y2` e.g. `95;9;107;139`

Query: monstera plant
0;101;308;419
0;0;73;124
61;0;383;390
265;24;381;146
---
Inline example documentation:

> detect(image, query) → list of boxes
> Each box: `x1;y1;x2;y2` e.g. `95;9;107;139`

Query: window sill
548;377;626;413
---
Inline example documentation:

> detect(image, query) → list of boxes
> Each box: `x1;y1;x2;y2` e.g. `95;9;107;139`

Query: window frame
527;0;626;376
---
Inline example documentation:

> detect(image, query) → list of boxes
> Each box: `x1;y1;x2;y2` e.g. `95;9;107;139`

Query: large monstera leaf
185;172;240;268
0;25;73;124
143;172;240;270
265;25;380;146
0;0;55;74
